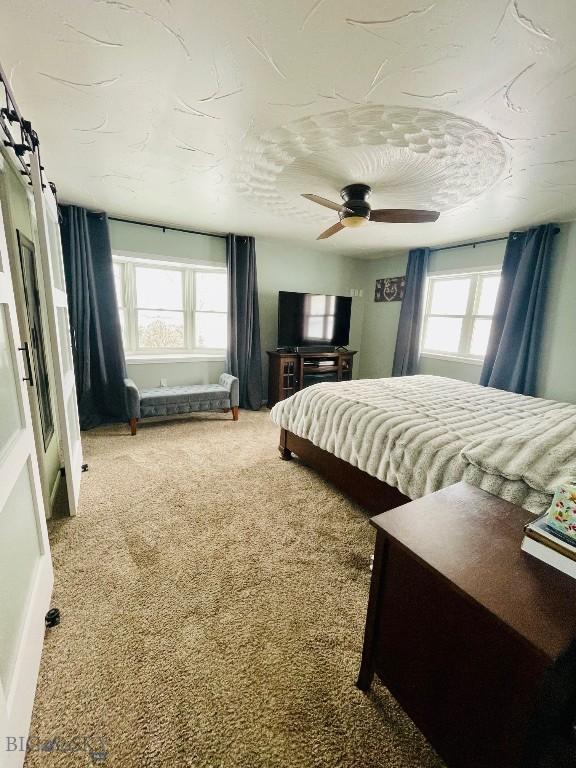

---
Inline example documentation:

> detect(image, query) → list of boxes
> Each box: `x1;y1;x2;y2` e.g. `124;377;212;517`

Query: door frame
30;153;83;517
0;166;54;768
0;155;59;515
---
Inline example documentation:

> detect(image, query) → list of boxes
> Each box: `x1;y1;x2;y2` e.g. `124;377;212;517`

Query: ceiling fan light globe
341;216;367;229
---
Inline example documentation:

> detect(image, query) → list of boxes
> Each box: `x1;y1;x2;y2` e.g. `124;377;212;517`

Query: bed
270;375;576;515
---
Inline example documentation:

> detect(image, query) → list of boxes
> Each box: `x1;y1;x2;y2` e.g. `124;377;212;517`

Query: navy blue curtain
226;234;263;410
392;247;430;376
60;205;127;429
480;224;557;396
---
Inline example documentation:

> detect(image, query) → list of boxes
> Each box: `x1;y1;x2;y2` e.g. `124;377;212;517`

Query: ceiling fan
302;184;440;240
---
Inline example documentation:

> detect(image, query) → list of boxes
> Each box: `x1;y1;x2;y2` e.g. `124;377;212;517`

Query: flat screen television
277;291;352;348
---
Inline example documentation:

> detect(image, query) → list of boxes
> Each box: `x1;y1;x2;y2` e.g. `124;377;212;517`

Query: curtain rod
108;216;227;239
430;235;508;253
430;226;560;254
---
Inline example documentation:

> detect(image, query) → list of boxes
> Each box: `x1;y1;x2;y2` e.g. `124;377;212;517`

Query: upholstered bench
124;373;239;435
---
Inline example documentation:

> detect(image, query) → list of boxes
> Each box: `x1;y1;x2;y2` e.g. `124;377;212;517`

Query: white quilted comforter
270;375;576;514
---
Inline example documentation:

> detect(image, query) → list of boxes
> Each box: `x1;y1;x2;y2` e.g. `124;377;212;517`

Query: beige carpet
26;410;444;768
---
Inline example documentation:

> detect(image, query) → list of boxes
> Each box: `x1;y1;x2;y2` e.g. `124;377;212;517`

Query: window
18;233;54;449
113;255;227;357
421;270;501;360
112;262;125;343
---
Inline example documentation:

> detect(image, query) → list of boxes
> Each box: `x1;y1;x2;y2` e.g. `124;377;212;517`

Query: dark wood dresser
357;481;576;768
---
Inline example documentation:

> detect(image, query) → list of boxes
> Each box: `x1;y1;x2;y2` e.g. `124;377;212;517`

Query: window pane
477;275;500;315
195;272;227;312
117;308;126;346
470;317;493;356
138;310;184;348
136;267;183;310
57;307;73;376
113;263;123;307
20;240;54;449
429;278;471;315
196;312;227;349
423;316;462;353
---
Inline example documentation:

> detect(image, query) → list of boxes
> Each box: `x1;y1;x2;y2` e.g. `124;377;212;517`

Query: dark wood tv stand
267;349;356;407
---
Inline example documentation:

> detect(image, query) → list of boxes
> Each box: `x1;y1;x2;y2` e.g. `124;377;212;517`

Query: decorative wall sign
375;276;405;302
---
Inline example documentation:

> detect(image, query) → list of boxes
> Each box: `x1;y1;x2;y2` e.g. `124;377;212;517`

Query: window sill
125;353;226;365
420;352;484;366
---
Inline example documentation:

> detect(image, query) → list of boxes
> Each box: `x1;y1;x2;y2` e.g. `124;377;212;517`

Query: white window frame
420;267;501;364
112;252;227;361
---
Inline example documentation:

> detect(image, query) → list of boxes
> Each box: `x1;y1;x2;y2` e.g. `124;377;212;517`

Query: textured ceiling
238;106;506;217
1;0;576;255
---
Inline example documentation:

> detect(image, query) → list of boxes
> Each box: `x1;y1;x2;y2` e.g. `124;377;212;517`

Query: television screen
278;291;352;348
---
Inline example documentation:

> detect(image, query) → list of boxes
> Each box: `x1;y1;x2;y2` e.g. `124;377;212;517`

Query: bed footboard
278;428;410;515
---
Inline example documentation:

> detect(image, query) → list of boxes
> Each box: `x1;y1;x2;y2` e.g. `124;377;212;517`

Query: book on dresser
522;513;576;579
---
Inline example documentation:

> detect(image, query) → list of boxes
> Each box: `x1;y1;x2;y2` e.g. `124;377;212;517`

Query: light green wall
257;238;364;387
539;221;576;403
352;223;576;404
418;238;505;384
125;358;226;390
417;355;482;384
110;219;227;389
110;217;576;404
109;224;365;394
352;239;507;382
427;239;504;274
110;219;226;265
416;229;576;400
0;155;61;509
350;252;408;380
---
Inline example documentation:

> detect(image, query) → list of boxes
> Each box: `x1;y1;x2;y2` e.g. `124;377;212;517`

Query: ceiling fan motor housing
303;183;439;238
339;184;371;223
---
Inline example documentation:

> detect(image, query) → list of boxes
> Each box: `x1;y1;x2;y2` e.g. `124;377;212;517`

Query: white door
30;154;82;517
0;187;53;767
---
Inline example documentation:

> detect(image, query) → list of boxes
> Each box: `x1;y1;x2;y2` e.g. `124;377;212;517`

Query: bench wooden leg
129;418;137;436
232;406;239;421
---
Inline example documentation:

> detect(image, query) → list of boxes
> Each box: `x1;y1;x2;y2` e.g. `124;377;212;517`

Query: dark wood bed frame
279;428;410;514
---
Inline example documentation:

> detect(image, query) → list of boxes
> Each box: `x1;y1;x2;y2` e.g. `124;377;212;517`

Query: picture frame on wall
374;276;405;302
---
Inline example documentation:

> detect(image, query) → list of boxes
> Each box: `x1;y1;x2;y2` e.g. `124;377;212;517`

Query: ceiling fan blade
370;209;440;223
317;221;345;240
302;194;353;214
